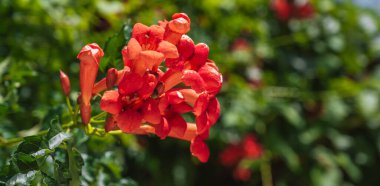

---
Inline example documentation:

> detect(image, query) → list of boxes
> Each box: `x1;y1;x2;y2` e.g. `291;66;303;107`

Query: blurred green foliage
1;0;380;185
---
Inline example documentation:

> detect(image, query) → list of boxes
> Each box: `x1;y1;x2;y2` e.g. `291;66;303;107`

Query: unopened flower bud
190;43;209;68
178;35;194;60
59;70;71;97
77;94;82;105
106;68;118;89
80;104;91;125
169;13;191;34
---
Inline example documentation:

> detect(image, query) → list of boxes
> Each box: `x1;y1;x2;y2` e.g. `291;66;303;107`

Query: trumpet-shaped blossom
77;43;104;124
77;13;222;162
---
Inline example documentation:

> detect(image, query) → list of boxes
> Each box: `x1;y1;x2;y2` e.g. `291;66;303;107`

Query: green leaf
119;178;138;186
12;152;39;173
16;136;44;154
37;156;56;182
48;132;71;150
100;23;130;72
47;116;63;140
336;153;361;182
72;148;84;169
280;104;305;128
31;149;54;159
6;170;42;186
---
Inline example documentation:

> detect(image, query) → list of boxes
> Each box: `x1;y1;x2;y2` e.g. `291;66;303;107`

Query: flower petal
195;112;208;134
105;115;117;132
190;43;209;69
160;69;183;92
193;92;209;116
142;99;161;125
198;63;222;96
106;68;118;89
100;90;122;115
158;96;169;115
166;113;187;137
165;58;185;71
149;25;165;40
118;72;143;95
154;117;171;139
164;31;182;45
199;127;210;139
132;23;150;39
126;38;142;60
170;102;193;113
157;40;179;59
116;109;143;132
206;97;220;126
190;136;210;163
138;73;157;99
182;70;206;93
178;88;198;105
77;43;104;64
166;90;185;105
139;50;165;71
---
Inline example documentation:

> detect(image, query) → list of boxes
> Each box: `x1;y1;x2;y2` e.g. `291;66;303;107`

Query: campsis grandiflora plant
60;13;223;162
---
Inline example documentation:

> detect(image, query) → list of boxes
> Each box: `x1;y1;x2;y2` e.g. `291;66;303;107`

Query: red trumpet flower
77;43;104;124
78;13;222;162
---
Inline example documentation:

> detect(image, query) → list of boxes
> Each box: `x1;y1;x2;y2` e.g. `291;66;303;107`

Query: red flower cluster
77;13;222;163
219;134;263;181
271;0;314;21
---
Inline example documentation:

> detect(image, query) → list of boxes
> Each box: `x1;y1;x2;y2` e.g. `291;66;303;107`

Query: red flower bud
76;94;82;105
169;13;190;34
80;104;91;125
178;35;195;60
172;13;191;24
59;70;71;97
106;68;118;89
190;43;209;69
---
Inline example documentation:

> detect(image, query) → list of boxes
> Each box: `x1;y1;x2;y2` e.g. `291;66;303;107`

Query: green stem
261;155;273;186
0;122;75;147
67;140;81;186
66;97;73;115
91;112;107;120
73;104;80;126
108;130;123;135
90;119;105;124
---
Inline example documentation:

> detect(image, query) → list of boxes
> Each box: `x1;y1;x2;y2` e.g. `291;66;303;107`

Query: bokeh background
2;0;380;185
